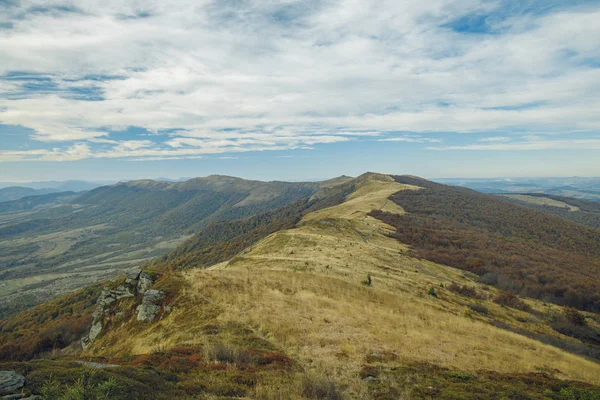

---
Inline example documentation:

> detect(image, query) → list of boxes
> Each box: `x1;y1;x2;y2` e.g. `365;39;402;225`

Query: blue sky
0;0;599;181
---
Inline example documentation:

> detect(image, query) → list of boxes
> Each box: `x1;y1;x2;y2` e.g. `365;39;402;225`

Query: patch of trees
369;176;600;312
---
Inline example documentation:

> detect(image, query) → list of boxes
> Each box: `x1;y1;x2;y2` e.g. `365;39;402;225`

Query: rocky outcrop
136;289;165;322
0;371;25;394
137;272;153;294
82;268;158;349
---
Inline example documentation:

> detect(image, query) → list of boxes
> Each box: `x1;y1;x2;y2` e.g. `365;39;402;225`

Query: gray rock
124;268;142;286
112;285;134;300
81;335;91;350
88;321;102;342
0;371;25;393
137;272;153;294
76;361;120;369
143;289;164;303
136;289;165;322
96;289;116;308
2;394;33;399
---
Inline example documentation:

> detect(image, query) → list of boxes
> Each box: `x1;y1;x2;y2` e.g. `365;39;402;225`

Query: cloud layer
0;0;599;161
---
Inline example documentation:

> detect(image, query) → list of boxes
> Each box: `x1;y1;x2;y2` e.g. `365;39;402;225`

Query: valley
0;176;348;317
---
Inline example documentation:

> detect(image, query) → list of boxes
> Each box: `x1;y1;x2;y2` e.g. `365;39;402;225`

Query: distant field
502;194;580;211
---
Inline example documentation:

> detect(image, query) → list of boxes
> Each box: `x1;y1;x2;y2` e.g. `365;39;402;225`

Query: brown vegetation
369;176;600;311
0;284;102;361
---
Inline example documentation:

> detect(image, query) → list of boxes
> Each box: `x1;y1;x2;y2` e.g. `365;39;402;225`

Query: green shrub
361;274;372;286
40;369;118;400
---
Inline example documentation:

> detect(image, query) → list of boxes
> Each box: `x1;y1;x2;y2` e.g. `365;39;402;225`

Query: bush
493;292;531;312
41;369;118;400
428;287;438;298
564;307;586;326
448;282;485;299
362;274;372;286
204;343;253;365
301;374;344;400
468;303;489;315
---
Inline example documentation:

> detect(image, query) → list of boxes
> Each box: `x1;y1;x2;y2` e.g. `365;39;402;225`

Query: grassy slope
75;173;600;398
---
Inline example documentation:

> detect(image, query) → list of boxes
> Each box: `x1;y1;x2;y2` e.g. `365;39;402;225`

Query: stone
88;321;103;342
136;289;165;322
0;371;25;393
112;285;134;300
76;361;120;369
137;272;153;294
81;335;91;350
124;268;142;286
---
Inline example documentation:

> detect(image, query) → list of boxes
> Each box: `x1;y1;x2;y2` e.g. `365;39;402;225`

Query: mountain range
0;173;599;399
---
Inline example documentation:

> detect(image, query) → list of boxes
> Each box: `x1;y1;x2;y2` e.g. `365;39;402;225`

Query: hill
0;186;54;202
1;173;600;399
499;193;600;229
0;180;106;202
0;175;352;317
0;191;79;214
370;176;600;311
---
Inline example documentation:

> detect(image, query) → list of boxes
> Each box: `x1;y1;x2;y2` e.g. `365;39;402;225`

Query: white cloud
378;136;442;143
478;136;511;142
0;0;599;161
428;138;600;151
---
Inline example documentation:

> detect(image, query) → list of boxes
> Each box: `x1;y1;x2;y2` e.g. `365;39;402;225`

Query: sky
0;0;599;182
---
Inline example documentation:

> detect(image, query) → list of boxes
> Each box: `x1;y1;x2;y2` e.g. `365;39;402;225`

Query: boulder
124;268;142;286
137;272;153;294
136;290;165;322
0;371;25;393
88;321;103;342
112;285;134;300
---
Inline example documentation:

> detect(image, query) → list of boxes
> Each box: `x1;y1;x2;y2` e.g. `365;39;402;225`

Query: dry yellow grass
90;173;600;397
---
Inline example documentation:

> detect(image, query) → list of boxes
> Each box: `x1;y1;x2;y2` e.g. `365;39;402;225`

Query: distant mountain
0;191;79;214
0;180;113;191
0;174;353;316
436;177;600;201
0;186;56;202
0;180;111;201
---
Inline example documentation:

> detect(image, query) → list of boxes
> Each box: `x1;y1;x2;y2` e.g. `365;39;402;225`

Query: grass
80;174;600;398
